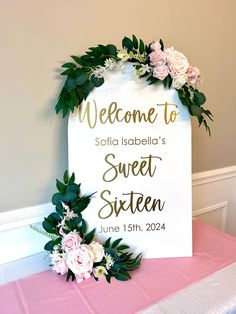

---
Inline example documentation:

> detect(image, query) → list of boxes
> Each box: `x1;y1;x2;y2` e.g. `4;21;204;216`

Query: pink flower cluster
149;41;200;89
51;232;104;284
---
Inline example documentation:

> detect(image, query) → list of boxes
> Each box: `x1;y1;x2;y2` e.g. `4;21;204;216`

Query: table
1;220;236;314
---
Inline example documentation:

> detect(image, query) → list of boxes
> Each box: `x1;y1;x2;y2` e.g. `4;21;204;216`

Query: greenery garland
41;171;142;284
55;35;213;134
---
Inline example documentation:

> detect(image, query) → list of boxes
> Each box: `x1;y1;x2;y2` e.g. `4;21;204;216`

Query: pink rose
165;47;189;79
52;257;68;275
153;64;169;81
62;231;82;253
149;50;166;66
150;41;161;51
66;245;93;283
187;65;200;84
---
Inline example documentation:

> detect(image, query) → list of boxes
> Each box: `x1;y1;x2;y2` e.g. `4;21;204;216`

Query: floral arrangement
32;171;142;284
55;35;212;134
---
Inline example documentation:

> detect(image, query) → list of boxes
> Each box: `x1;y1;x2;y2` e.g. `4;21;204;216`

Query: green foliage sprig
42;171;142;284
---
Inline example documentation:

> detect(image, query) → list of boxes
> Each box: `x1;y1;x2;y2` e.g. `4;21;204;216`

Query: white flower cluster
91;58;117;78
57;202;78;236
117;48;147;63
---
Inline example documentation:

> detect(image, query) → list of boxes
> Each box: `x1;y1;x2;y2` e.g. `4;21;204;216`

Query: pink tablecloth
1;220;236;314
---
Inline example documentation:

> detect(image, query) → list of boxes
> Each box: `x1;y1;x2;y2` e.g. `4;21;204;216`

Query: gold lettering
103;154;162;183
98;190;165;219
78;100;97;129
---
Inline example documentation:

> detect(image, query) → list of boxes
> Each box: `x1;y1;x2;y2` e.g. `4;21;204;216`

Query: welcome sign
68;63;192;258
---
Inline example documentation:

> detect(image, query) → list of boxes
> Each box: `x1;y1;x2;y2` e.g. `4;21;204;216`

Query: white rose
88;241;104;263
165;47;189;79
172;74;188;89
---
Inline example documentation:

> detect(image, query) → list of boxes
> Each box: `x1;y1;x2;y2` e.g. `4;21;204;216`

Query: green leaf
122;36;133;52
72;215;82;225
132;35;138;49
61;68;74;76
98;44;109;55
55;97;64;114
147;75;159;85
65;78;77;90
55;203;64;216
111;238;123;249
71;55;81;64
68;172;75;184
52;193;64;205
63;170;69;184
48;212;61;222
117;245;129;251
42;219;52;231
75;195;91;212
105;275;111;283
114;272;130;281
68;99;75;112
163;75;171;88
63;191;78;203
56;179;66;194
194;91;206;106
139;39;145;54
75;69;89;85
44;240;55;251
84;228;96;244
91;74;105;87
106;44;117;56
66;269;75;282
159;39;164;51
82;81;94;99
81;219;87;233
62;102;69;117
191;104;203;117
62;62;76;69
66;183;80;194
104;237;111;248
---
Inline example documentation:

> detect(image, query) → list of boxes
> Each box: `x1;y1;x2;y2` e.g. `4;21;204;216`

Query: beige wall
1;0;236;212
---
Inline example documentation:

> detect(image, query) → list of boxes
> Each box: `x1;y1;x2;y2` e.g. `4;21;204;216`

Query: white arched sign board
68;63;192;258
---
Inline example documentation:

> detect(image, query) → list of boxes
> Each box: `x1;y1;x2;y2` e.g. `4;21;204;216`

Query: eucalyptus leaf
194;91;206;106
52;193;64;205
91;74;105;87
191;104;203;117
106;44;117;56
